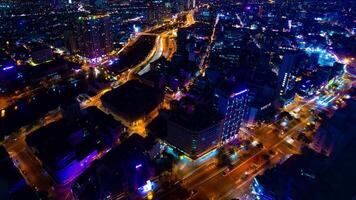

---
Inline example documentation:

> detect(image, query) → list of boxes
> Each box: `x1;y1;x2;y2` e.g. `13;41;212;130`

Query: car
261;153;271;161
241;173;249;180
249;164;258;173
256;142;264;149
222;168;230;176
268;150;276;155
76;94;91;103
76;95;85;103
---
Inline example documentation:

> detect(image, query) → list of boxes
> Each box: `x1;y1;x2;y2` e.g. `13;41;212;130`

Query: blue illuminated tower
216;86;249;144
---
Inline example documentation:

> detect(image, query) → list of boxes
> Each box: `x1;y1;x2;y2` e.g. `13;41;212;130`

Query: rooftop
216;81;248;98
169;98;223;132
71;134;153;199
101;80;164;122
26;107;121;170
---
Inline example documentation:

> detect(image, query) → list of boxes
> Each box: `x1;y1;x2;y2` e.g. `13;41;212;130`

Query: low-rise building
101;80;164;129
26;107;124;184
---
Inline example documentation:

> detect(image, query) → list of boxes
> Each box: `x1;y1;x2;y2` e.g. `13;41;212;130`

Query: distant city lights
2;65;14;71
230;89;248;98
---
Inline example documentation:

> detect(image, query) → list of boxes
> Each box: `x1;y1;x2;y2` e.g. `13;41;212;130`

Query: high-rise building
176;27;192;56
147;0;172;24
165;102;222;159
75;14;113;59
277;52;302;96
63;30;77;54
216;85;249;144
172;0;186;13
187;0;195;9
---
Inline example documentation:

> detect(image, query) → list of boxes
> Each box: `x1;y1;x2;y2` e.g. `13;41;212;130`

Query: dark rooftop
101;80;164;122
26;107;121;171
217;81;247;97
22;58;80;80
169;98;223;132
71;134;153;199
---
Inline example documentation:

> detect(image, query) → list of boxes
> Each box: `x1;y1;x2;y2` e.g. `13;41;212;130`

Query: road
178;67;355;200
183;117;306;199
3;111;71;199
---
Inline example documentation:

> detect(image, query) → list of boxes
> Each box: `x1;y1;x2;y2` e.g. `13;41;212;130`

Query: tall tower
187;0;195;9
216;87;249;144
75;14;113;59
277;52;301;96
147;0;172;24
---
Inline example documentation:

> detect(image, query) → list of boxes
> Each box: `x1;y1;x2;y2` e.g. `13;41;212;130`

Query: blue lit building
216;84;249;144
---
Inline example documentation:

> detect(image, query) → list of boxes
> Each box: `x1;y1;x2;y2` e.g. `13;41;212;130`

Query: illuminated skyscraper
75;14;113;59
278;52;302;96
216;86;249;144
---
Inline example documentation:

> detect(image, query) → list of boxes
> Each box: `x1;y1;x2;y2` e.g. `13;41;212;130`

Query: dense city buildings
0;0;355;200
252;111;356;200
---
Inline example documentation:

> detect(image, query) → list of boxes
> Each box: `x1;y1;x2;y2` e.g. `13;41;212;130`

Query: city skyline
0;0;355;200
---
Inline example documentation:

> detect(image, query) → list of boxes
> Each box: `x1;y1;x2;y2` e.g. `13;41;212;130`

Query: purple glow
55;150;99;184
246;6;251;10
3;65;14;71
230;89;248;98
135;164;143;169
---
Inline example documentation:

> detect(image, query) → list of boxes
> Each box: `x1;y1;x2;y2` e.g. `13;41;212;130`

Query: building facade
278;52;302;96
166;119;221;159
75;14;113;59
216;88;249;144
